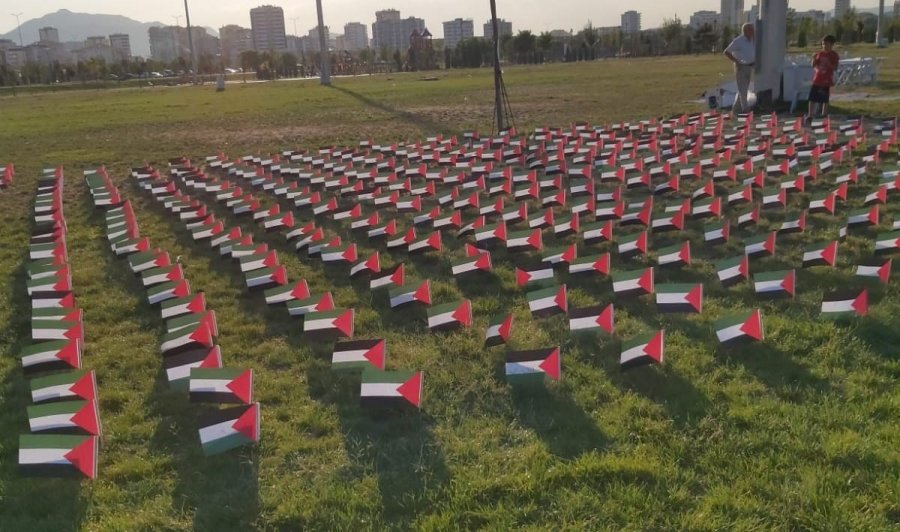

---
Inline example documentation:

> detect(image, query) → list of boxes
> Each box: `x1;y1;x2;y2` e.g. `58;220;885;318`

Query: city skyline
0;0;868;41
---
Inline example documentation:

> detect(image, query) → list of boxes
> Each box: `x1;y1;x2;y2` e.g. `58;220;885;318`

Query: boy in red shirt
806;35;840;123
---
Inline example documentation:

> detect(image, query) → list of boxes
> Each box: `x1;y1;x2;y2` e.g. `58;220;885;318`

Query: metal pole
315;0;331;85
11;13;23;46
489;0;504;131
184;0;199;84
876;0;886;48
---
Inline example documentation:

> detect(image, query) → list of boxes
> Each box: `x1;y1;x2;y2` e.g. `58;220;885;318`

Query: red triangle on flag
291;281;311;299
70;401;100;435
69;371;96;401
174;280;191;298
396;372;423;407
63;323;83;341
200;346;222;368
516;268;532;287
555;286;568;312
64;435;97;479
364;341;386;370
333;309;355;337
878;260;892;284
597;305;614;333
539;348;561;380
561;245;577;263
639;268;654;293
452;300;473;327
226;370;254;404
475;253;492;271
740;310;764;340
822;242;838;266
315;292;335;312
853;290;869;316
189;323;214;347
342;244;358;262
414;281;432;304
685;284;703;312
231;404;260;441
498;315;513;341
644;331;665;362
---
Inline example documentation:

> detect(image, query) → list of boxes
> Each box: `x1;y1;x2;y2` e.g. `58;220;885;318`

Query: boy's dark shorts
808;84;831;104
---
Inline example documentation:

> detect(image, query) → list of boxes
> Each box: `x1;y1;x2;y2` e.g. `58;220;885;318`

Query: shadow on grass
509;384;610;459
328;85;451;135
719;340;833;402
0;227;88;530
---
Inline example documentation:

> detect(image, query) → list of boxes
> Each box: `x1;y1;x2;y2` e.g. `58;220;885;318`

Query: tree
693;23;718;53
579;23;598;60
511;30;537;64
661;16;684;54
537;31;554;62
240;50;259;74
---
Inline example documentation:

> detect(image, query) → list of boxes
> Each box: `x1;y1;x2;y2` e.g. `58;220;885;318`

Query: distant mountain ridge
0;9;175;58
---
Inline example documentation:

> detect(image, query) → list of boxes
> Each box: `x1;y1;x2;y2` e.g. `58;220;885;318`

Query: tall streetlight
11;12;23;46
183;0;199;84
315;0;331;85
172;14;182;26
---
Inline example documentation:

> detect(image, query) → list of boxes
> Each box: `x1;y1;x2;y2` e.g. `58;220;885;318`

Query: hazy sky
0;1;870;38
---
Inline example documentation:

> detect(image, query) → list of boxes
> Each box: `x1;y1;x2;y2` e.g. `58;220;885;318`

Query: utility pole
489;0;504;131
183;0;199;84
876;0;886;48
172;15;182;27
315;0;331;85
11;12;23;46
290;16;300;37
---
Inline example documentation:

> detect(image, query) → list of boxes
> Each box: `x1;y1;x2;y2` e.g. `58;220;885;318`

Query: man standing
724;23;756;113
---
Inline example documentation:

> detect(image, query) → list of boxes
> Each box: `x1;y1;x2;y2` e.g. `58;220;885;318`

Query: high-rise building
720;0;745;28
834;0;851;18
307;26;330;53
109;34;132;60
372;10;425;52
483;19;512;40
220;25;254;67
621;11;641;35
250;5;287;51
149;26;178;62
344;22;369;51
442;18;474;49
690;11;720;29
39;27;59;43
894;0;900;18
746;5;760;22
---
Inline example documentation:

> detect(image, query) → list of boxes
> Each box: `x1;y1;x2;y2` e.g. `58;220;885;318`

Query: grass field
1;47;900;530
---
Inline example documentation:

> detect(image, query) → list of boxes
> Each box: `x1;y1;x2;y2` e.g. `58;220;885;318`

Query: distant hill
0;9;165;57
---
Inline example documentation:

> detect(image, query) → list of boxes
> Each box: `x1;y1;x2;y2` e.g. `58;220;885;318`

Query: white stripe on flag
189;379;231;393
620;345;647;364
822;300;854;313
360;382;401;397
167;362;201;382
755;280;784;292
613;279;640;292
716;323;744;342
30;413;75;431
199;419;239;444
32;384;73;402
428;311;455;327
505;360;543;375
305;318;337;331
569;316;600;331
529;295;556;311
657;293;688;304
332;350;368;363
19;448;69;465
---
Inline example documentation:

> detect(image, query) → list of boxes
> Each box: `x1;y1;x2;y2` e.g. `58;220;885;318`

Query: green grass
1;50;900;530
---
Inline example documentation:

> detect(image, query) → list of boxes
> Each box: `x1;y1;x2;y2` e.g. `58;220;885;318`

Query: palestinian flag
31;307;82;322
360;370;423;408
331;339;386;370
197;403;260;456
656;283;703;313
147;279;191;305
370;263;404;290
140;264;184;287
18;434;98;479
160;321;214;355
20;339;82;375
389;279;431;308
612;267;654;297
127;249;172;274
582;220;613;244
506;229;543;252
809;191;836;214
568;253;611;276
26;400;100;435
163;345;222;388
26;266;71;296
651;211;685;233
821;288;868;319
474;221;507;246
875;230;900;254
568;304;614;334
620;330;665;369
778;211;807;234
245;266;287;289
527;285;568;318
484;314;513;347
263;280;310;306
744;232;776;258
656;241;691;267
855;257;891;284
350;253;381;278
802;241;838;267
737;206;760;228
408;232;442;254
505;347;560;383
847;205;879;227
451;252;492;276
516;265;555;287
528;207;554;229
691;197;722;219
753;270;795;299
618;230;648;258
189;368;253;404
715;309;764;345
32;319;82;342
30;370;96;404
321;244;358;263
426;300;472;332
238;250;279;273
704;220;730;245
303;309;355;340
542;244;577;266
716;255;750;286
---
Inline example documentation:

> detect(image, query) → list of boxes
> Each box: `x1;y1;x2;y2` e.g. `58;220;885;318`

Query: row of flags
132;161;426;409
84;167;260;458
19;167;99;480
